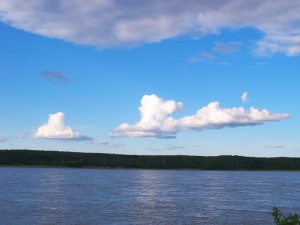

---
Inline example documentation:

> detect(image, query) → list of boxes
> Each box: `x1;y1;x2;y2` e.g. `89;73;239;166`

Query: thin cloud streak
264;144;286;149
200;51;216;60
40;70;72;82
90;140;125;148
213;42;241;55
146;144;185;152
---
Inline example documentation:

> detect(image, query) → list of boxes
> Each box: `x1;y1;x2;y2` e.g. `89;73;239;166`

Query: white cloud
111;94;183;138
1;1;300;55
111;94;290;138
34;112;91;140
241;92;249;103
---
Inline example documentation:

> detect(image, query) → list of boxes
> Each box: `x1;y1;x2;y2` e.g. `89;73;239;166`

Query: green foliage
1;149;300;170
272;207;300;225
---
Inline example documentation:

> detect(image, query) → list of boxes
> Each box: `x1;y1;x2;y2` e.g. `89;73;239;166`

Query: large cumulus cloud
111;94;289;138
1;0;300;55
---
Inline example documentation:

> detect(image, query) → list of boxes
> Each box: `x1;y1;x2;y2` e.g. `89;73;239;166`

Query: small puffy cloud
34;112;91;140
241;92;249;103
40;70;71;82
111;94;290;138
1;1;300;55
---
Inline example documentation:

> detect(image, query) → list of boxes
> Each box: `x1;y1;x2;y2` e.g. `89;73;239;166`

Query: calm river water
0;167;299;224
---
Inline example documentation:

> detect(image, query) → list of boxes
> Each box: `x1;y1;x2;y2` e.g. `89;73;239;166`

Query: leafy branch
272;207;300;225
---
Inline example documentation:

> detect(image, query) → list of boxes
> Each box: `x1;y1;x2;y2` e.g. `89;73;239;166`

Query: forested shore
1;149;300;170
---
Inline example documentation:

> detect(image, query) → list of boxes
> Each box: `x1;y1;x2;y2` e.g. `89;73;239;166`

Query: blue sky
0;0;299;156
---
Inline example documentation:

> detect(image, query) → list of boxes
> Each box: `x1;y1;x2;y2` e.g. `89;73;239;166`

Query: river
0;167;299;224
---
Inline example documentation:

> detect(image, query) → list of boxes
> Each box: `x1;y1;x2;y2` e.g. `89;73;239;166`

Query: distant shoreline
1;165;300;172
1;149;300;171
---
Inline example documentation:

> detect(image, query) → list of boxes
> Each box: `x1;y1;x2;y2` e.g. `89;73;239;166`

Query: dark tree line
1;149;300;170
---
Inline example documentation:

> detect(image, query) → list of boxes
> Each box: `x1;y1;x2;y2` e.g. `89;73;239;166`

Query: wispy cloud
255;62;269;66
111;94;290;139
263;144;286;149
0;136;8;143
34;112;92;140
109;143;125;148
166;144;185;150
1;1;300;55
200;51;216;60
40;70;71;82
146;144;185;151
18;132;29;139
90;140;125;148
191;42;240;65
90;140;108;145
189;57;230;66
255;35;300;56
213;42;241;55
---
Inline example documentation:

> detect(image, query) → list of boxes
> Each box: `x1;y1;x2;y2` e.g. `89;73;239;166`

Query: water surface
0;167;299;224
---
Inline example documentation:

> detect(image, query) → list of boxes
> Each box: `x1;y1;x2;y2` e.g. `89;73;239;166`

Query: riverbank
1;149;300;170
